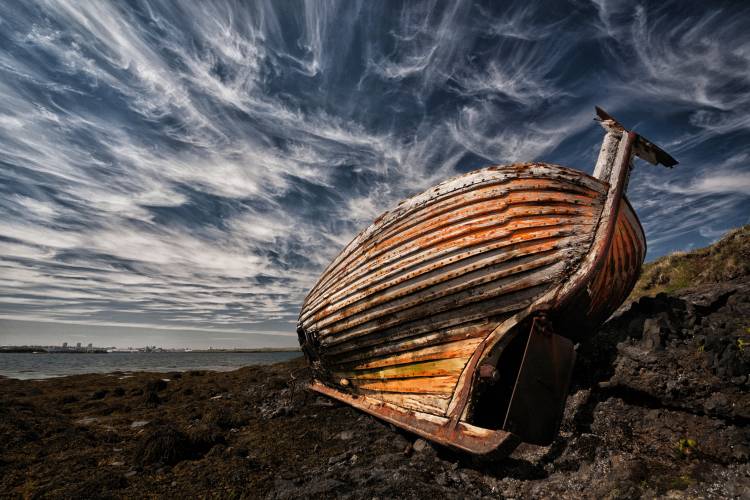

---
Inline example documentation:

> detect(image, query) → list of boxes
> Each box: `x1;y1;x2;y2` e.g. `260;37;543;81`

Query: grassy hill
630;224;750;300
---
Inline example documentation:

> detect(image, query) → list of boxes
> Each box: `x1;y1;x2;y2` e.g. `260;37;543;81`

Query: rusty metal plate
310;380;520;456
502;317;576;445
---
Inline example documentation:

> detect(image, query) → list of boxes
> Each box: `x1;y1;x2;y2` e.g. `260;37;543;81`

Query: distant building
87;343;92;348
76;342;82;348
62;342;68;348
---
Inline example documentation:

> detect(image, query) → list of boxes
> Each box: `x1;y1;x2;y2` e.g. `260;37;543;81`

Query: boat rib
298;162;606;419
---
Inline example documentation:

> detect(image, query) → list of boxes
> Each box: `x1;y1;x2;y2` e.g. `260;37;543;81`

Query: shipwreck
297;108;677;455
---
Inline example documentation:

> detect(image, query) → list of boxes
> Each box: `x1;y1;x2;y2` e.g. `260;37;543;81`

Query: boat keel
309;380;520;456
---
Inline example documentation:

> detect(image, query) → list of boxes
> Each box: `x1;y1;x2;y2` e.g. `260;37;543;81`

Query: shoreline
0;351;302;381
0;348;301;354
1;280;748;498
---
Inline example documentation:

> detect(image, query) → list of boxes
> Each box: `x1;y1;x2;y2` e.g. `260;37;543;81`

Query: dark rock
188;422;226;455
335;430;354;440
412;438;429;453
143;391;161;407
703;392;730;414
372;452;404;467
641;317;668;350
627;317;645;338
206;444;226;458
267;478;345;500
145;379;167;392
90;389;108;400
202;405;245;430
133;424;191;466
61;470;128;496
327;452;348;465
265;405;292;419
732;445;749;461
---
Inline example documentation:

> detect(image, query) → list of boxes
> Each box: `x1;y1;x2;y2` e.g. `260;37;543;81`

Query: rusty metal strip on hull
310;380;520;456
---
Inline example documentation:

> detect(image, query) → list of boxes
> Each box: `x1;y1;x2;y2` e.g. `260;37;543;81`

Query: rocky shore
1;278;747;499
1;229;749;499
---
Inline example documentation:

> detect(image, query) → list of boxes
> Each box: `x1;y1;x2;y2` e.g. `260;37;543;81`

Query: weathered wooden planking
585;199;645;324
310;380;520;455
335;336;483;371
303;164;606;303
302;203;599;325
298;163;607;420
358;390;453;415
299;108;675;456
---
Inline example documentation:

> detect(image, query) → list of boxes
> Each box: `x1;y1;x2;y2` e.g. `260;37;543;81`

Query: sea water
0;351;301;379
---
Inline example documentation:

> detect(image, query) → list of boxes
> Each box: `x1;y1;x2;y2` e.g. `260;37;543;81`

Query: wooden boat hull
297;161;646;454
553;196;645;340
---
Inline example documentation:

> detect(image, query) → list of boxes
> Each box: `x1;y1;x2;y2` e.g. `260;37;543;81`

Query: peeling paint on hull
297;109;673;455
297;162;642;450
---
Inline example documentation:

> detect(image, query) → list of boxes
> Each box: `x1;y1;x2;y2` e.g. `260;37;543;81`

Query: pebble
336;430;354;440
327;452;348;465
413;438;429;453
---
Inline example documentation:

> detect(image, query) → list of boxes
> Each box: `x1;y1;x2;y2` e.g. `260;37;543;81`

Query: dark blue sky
0;1;748;347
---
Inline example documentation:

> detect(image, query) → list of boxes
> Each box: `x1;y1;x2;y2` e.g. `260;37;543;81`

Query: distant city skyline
0;319;297;350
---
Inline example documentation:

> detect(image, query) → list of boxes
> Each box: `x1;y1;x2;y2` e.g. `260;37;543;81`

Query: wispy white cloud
0;0;748;343
0;314;295;336
665;172;750;196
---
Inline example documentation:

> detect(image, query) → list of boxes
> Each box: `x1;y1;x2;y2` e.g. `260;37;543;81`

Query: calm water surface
0;352;301;379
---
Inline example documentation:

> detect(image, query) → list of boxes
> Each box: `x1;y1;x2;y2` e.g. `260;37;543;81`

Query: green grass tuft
630;225;750;301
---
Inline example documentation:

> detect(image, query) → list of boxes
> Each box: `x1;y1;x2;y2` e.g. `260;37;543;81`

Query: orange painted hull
553;197;645;339
297;162;645;454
